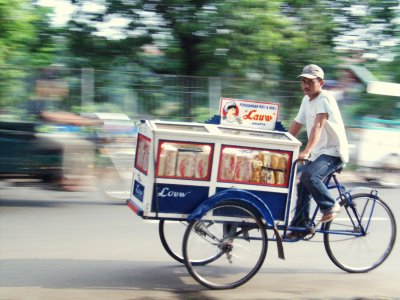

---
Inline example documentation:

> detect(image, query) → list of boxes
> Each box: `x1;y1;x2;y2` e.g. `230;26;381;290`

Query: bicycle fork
338;189;379;237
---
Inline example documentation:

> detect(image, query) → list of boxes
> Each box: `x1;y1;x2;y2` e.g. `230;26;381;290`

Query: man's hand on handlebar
298;150;311;160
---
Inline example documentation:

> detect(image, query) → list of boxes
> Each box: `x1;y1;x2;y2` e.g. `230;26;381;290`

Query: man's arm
289;121;302;137
299;113;328;159
40;111;102;126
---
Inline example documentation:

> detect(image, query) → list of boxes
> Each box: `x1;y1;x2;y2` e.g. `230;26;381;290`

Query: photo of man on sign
222;101;243;124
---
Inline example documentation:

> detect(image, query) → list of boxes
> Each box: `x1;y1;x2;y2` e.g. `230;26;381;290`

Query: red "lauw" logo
242;109;274;122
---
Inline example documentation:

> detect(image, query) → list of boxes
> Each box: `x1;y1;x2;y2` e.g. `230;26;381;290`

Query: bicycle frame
167;159;395;289
279;159;380;241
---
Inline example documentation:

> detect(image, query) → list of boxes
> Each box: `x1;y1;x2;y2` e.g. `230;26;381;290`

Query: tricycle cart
127;119;396;289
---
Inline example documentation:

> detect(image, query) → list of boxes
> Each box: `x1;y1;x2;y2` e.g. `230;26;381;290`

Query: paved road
0;177;399;300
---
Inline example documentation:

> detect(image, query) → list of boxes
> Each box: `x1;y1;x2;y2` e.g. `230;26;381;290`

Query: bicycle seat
328;165;344;176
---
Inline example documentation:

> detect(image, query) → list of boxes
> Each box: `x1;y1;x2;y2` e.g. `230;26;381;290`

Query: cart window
156;141;214;181
218;127;290;140
218;145;292;187
134;134;151;175
155;123;209;133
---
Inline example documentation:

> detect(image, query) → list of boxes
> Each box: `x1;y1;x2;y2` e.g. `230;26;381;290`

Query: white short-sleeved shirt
295;90;349;163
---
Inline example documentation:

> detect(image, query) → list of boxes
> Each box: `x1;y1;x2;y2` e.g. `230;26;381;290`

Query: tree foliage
0;0;56;105
65;0;341;79
0;0;398;118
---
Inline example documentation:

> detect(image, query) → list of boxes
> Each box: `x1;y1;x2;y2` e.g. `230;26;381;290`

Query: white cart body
128;120;301;225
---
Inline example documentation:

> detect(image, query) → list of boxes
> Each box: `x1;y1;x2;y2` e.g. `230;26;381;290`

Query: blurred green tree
0;0;57;106
330;0;399;63
2;0;395;119
65;0;341;118
131;0;339;79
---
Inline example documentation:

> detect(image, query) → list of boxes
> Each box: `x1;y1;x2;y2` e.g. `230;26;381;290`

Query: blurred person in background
286;64;349;239
27;69;100;191
28;105;100;191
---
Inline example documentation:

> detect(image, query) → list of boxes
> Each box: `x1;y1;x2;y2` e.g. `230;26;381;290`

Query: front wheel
183;202;268;289
324;193;396;273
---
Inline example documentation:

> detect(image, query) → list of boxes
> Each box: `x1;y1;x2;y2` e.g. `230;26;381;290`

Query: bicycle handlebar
292;158;310;165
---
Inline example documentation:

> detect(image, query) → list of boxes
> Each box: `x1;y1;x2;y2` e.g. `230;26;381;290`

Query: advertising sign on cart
219;97;279;130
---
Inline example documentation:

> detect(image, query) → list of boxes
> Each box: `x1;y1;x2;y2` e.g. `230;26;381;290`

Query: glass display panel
156;140;214;181
218;127;290;140
155;123;209;133
218;145;292;187
134;134;151;175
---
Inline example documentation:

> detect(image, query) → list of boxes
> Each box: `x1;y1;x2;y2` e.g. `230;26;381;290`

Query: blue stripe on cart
215;187;288;221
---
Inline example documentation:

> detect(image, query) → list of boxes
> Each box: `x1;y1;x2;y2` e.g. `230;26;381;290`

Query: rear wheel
183;202;267;289
324;193;396;272
159;220;221;266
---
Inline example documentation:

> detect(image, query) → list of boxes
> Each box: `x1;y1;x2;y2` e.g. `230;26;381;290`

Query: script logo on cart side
133;180;145;202
158;187;191;198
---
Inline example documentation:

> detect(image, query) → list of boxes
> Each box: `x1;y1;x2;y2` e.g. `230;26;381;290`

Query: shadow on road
0;258;348;296
2;257;396;299
0;259;212;297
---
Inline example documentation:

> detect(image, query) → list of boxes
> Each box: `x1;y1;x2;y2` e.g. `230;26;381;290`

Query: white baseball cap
298;64;324;80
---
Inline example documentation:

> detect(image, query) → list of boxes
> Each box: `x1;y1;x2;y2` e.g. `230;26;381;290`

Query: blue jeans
291;154;343;227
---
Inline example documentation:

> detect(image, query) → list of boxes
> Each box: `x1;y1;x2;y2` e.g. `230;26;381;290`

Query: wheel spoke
324;194;396;273
159;220;218;265
183;203;267;289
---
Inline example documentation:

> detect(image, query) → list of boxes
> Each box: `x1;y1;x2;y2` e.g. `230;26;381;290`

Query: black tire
324;193;396;273
183;202;268;289
159;220;221;266
159;220;187;264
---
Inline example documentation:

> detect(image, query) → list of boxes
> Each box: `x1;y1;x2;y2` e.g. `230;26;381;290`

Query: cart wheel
183;202;268;289
159;220;220;266
159;220;187;264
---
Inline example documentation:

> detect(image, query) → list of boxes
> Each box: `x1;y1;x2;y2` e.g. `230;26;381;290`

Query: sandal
320;211;338;223
320;202;341;223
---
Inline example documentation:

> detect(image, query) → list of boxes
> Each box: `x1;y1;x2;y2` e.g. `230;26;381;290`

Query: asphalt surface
0;172;399;300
